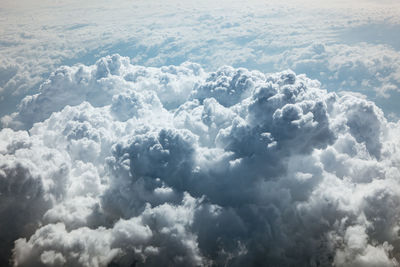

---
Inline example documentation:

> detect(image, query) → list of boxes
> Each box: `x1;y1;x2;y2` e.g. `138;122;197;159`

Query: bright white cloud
1;0;400;266
1;55;400;266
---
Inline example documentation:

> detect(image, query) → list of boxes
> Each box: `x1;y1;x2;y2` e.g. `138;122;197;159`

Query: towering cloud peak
0;55;399;267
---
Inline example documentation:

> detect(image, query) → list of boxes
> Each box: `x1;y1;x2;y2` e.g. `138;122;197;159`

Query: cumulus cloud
1;55;204;130
1;55;400;266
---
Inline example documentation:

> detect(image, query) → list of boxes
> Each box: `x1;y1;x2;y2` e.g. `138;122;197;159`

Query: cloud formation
1;55;400;266
275;43;400;98
1;0;400;119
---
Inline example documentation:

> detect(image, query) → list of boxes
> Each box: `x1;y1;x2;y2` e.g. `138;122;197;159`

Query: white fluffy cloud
1;55;400;266
1;55;203;130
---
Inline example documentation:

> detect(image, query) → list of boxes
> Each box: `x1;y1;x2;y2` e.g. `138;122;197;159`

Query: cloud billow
1;54;400;267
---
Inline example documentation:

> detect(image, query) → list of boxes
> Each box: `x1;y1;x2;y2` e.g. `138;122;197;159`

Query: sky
1;0;400;266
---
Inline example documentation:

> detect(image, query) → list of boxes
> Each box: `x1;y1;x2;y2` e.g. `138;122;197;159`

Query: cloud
274;43;400;98
1;55;204;130
1;55;400;266
1;0;400;120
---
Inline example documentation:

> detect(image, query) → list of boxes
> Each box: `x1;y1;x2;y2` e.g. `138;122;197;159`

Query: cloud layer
275;43;400;98
1;0;400;119
1;55;400;266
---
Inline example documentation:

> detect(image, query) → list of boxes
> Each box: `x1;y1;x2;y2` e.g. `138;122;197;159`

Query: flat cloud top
1;55;400;266
1;0;400;118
